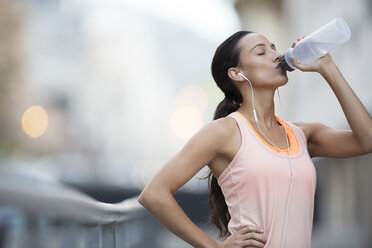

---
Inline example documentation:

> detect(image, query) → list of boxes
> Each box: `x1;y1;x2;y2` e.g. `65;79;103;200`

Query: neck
238;86;279;129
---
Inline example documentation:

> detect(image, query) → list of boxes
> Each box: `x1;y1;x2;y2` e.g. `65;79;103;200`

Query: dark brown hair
208;31;253;238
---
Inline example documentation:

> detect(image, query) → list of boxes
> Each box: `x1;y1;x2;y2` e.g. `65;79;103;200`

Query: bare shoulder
138;116;240;197
292;121;330;141
199;116;238;143
210;116;237;133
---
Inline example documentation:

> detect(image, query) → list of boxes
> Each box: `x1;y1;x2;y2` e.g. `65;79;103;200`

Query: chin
281;76;289;85
258;73;288;87
272;75;288;87
279;72;289;83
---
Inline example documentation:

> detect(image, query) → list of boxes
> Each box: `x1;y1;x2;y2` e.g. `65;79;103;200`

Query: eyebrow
251;43;276;51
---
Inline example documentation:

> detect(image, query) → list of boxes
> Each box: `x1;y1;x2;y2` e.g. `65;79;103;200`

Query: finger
238;225;263;235
293;36;305;47
241;239;266;248
290;56;298;64
241;232;267;244
290;56;306;70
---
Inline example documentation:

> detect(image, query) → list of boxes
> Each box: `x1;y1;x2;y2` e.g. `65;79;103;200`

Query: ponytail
207;97;241;239
214;97;241;120
207;31;252;238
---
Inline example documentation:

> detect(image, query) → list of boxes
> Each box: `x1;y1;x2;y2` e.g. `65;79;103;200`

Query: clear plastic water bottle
279;18;351;71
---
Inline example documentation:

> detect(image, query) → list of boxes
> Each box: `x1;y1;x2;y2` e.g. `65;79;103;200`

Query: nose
269;47;281;62
273;51;281;63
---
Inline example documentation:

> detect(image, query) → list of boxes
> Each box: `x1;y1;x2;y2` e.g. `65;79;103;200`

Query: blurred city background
0;0;371;247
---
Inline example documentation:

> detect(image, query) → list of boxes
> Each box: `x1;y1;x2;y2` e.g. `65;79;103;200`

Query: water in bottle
279;18;351;71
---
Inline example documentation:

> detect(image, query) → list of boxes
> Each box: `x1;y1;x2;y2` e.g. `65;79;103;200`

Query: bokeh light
175;85;208;113
170;105;203;139
21;105;49;138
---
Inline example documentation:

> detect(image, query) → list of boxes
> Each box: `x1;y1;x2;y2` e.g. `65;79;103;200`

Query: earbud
238;72;246;80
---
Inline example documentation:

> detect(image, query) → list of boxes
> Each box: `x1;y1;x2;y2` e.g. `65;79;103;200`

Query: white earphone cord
239;73;293;248
238;73;286;151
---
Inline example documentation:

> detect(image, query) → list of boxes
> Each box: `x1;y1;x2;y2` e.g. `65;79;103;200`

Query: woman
138;31;372;248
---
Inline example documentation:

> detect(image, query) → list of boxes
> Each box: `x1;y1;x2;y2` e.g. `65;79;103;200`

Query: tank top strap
286;121;308;150
227;112;302;157
226;111;250;142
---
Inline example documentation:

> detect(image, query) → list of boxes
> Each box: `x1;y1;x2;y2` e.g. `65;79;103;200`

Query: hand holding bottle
289;37;336;74
279;18;351;72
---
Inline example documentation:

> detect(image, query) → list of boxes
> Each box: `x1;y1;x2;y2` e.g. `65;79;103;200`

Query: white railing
0;169;157;248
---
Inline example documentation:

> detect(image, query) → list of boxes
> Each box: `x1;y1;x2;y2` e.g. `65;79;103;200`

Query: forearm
320;62;372;150
138;191;219;248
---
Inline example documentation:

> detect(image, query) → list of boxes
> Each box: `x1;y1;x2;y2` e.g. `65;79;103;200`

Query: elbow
137;187;160;209
362;143;372;154
364;131;372;153
367;127;372;153
138;187;174;213
137;193;144;206
360;138;372;154
355;130;372;154
138;189;150;207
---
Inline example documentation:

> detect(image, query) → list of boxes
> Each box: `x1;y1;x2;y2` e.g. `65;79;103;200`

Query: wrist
318;60;338;77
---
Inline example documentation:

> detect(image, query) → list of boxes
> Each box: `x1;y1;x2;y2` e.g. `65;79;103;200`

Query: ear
228;68;245;82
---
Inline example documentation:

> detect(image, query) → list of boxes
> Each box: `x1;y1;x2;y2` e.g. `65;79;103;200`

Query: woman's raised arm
291;53;372;158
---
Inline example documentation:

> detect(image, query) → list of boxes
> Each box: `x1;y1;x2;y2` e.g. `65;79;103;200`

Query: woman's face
237;33;288;87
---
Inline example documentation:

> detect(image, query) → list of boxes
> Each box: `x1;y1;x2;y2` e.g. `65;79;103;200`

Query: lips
275;55;282;69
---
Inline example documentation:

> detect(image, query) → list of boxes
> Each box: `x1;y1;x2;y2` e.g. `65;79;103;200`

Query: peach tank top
217;112;317;247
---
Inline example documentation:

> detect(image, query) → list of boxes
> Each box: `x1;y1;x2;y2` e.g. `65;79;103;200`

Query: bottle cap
279;55;294;71
279;50;295;71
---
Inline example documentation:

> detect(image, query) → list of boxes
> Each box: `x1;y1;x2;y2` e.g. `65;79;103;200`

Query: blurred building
0;0;240;189
0;0;26;156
